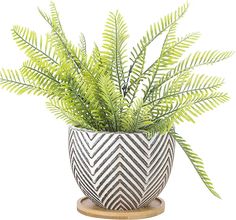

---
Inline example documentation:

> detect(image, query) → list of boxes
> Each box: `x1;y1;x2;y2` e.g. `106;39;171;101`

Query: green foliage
169;129;221;199
102;10;129;95
12;26;59;64
0;69;48;95
99;74;125;131
0;1;233;198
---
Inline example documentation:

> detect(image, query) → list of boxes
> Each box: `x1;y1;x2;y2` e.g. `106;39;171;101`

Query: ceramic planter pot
68;126;175;211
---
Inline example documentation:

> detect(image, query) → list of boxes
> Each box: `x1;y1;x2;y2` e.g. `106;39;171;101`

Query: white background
0;0;236;219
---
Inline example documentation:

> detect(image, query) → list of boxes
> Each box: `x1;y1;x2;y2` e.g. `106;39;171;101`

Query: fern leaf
126;1;189;94
141;121;171;138
38;6;53;26
125;48;146;106
144;32;200;78
157;50;233;92
155;92;229;126
0;68;47;95
147;73;224;107
21;60;59;82
99;74;124;131
59;79;100;130
49;2;65;37
183;74;224;93
158;32;201;74
92;43;102;64
79;33;87;58
121;98;153;132
142;32;200;100
172;50;234;74
46;98;92;129
169;129;221;198
81;70;112;129
142;23;178;102
39;3;83;75
164;32;201;60
12;26;59;64
19;60;63;98
162;22;178;52
102;10;129;95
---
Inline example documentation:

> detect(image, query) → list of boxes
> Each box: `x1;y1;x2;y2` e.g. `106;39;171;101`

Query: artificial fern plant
0;1;233;199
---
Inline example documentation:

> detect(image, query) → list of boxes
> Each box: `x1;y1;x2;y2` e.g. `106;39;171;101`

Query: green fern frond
80;71;111;129
142;33;202;102
143;32;200;79
20;60;60;97
12;26;59;64
21;60;59;83
92;44;102;64
59;78;100;130
46;98;92;129
49;1;65;37
48;2;78;67
183;73;224;93
39;3;82;75
102;10;129;95
125;48;146;107
79;33;87;58
38;7;53;26
0;69;47;95
163;71;192;97
164;32;201;58
156;92;229;126
146;50;233;103
174;31;200;50
162;22;177;52
172;50;234;74
143;122;169;138
99;74;124;131
121;98;153;132
157;32;201;73
169;129;221;199
142;32;201;101
147;73;224;107
126;1;189;95
162;50;233;85
142;23;178;102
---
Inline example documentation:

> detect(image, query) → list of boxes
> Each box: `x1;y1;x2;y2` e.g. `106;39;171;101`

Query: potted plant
0;1;233;219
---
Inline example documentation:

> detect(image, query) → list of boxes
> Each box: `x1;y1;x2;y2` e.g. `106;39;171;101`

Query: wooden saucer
77;197;165;219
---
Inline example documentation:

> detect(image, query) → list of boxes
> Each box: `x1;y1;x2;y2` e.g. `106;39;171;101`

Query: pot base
77;197;165;219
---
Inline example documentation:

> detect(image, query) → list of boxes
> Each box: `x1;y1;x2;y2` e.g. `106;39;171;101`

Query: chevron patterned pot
68;126;175;211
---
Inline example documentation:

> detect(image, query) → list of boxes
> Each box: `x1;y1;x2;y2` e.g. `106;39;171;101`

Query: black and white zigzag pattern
68;126;175;210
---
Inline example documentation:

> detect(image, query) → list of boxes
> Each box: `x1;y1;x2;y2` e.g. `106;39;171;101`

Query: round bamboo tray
77;197;165;219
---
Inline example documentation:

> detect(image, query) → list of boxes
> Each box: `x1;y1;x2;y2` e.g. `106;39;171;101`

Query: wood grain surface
77;197;165;219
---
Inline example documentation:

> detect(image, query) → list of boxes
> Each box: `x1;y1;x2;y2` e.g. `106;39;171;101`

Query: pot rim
68;125;154;136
